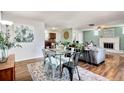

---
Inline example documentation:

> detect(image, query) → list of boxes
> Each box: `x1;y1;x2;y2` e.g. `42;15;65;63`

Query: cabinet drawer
0;68;14;81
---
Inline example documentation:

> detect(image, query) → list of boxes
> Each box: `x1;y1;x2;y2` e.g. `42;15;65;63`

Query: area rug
27;62;109;81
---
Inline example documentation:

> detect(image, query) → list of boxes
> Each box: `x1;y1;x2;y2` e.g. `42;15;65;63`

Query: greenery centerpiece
62;41;70;50
0;32;21;63
63;41;70;47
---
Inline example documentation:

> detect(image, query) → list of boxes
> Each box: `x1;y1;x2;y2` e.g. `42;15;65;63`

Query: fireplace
100;37;119;51
104;43;114;49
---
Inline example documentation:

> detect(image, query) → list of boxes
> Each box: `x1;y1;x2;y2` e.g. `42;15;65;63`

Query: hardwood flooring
15;53;124;81
15;58;42;81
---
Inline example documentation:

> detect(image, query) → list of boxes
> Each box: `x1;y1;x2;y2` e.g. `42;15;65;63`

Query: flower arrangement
0;32;21;49
0;32;21;62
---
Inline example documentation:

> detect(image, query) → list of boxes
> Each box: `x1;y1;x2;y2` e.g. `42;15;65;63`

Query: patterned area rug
27;62;109;81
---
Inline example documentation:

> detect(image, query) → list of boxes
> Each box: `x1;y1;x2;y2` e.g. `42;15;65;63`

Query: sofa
79;48;105;65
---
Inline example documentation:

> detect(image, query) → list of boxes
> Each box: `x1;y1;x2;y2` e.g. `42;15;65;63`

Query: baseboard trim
15;57;43;63
105;50;124;54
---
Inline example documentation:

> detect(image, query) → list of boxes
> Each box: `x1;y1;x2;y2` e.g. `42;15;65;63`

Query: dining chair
42;49;48;65
65;47;74;57
46;53;60;79
61;52;81;81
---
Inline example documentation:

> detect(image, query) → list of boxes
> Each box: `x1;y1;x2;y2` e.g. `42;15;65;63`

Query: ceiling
2;11;124;30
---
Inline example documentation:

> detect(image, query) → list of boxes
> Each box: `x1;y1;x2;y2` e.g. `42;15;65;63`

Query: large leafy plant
0;32;21;50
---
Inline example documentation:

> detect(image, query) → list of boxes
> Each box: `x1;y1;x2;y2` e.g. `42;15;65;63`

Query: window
94;30;98;36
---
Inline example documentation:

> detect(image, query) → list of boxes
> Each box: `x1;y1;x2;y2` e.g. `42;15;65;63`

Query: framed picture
64;31;69;39
14;25;34;42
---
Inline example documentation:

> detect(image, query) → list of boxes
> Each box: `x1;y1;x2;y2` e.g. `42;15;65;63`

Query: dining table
45;48;72;77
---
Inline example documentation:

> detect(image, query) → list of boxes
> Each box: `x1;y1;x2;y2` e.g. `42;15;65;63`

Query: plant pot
0;48;8;63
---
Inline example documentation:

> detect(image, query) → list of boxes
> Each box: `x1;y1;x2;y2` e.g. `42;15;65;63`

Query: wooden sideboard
0;54;15;81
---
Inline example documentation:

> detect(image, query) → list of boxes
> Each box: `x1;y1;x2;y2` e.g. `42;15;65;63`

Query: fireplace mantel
99;37;119;51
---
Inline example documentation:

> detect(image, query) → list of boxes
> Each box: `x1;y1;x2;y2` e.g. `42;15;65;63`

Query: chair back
73;52;80;66
42;49;46;57
47;54;52;64
71;48;75;52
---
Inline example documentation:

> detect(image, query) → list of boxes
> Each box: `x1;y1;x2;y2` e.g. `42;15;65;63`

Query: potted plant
0;32;21;63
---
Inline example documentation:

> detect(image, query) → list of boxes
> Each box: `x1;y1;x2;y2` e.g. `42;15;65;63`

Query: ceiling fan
88;24;111;31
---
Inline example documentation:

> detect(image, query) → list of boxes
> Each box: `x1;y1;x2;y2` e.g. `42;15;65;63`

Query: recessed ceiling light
52;27;57;30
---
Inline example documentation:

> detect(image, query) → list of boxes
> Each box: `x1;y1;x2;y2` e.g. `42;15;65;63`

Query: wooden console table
0;54;15;81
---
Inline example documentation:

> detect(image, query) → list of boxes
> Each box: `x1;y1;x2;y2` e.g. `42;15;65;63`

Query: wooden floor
15;53;124;81
15;58;42;81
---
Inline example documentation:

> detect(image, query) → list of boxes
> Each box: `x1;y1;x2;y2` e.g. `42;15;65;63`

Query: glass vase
0;48;8;63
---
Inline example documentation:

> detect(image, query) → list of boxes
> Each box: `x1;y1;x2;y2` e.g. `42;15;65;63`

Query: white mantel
100;37;120;52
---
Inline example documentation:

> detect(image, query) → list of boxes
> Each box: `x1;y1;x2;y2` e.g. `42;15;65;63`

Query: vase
0;48;8;63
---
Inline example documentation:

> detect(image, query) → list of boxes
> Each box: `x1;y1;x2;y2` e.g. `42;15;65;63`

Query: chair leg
52;65;55;79
68;68;73;81
62;65;73;81
76;66;81;80
44;57;46;65
61;65;64;77
44;61;46;65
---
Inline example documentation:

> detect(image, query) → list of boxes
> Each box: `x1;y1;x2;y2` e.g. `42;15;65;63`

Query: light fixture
0;20;13;26
52;27;57;30
96;25;110;30
97;26;101;31
0;11;13;26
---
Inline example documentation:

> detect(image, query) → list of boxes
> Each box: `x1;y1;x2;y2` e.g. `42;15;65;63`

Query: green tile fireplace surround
83;27;124;50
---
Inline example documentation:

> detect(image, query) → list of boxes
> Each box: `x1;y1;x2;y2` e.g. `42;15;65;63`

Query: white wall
3;15;45;62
